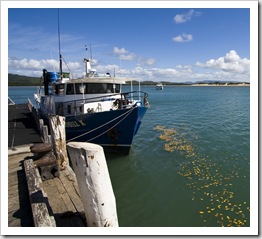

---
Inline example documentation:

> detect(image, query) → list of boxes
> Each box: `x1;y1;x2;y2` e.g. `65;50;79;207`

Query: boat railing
55;91;149;116
8;97;16;105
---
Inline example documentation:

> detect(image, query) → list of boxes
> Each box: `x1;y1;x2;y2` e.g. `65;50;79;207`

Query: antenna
90;44;93;63
85;45;88;59
50;51;56;71
58;9;62;79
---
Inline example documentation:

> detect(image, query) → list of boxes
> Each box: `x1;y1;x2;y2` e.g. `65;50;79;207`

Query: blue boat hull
65;106;147;154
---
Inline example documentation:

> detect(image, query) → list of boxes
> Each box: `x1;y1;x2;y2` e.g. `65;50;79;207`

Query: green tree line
8;74;42;86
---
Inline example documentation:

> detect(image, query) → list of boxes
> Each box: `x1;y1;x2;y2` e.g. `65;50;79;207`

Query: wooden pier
8;104;86;227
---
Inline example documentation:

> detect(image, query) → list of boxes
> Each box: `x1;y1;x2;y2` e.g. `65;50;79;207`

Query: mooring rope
11;115;17;150
66;106;136;143
85;106;136;143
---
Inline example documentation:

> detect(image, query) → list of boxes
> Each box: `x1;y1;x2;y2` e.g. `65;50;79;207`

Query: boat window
75;83;86;94
106;84;113;93
85;83;108;94
114;84;120;93
106;84;120;93
55;84;65;95
66;84;75;95
71;83;121;94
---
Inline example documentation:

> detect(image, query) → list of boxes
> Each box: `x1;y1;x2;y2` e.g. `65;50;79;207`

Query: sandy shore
190;83;250;87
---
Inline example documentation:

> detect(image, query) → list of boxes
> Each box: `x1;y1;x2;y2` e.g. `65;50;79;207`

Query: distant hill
126;80;190;85
8;73;249;86
8;74;42;86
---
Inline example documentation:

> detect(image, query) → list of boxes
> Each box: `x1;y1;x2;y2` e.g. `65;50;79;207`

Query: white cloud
113;47;156;66
113;47;136;61
8;50;250;83
176;65;192;73
174;9;201;24
119;53;137;61
224;50;241;63
9;58;56;71
8;57;84;77
195;50;250;74
144;58;156;66
113;47;128;55
172;33;193;43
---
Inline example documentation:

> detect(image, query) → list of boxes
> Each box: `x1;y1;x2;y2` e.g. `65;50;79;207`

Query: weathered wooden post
24;159;56;227
67;142;119;227
49;115;68;170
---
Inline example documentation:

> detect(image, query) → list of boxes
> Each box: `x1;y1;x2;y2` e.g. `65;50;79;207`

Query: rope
62;56;72;77
11;115;17;150
66;106;135;142
85;106;135;143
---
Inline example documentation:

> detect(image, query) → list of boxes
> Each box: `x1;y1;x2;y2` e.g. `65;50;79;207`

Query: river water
8;85;250;227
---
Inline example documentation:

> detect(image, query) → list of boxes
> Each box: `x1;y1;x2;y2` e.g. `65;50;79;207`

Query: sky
6;3;253;83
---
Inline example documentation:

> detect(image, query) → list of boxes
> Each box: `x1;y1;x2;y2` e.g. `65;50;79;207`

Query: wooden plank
8;194;19;214
53;178;76;212
58;167;84;213
8;217;21;227
8;170;27;185
40;170;86;227
24;159;56;227
8;194;34;227
8;153;33;171
39;118;43;136
31;203;56;227
41;178;72;214
42;125;49;144
8;184;20;199
9;146;86;227
8;151;35;227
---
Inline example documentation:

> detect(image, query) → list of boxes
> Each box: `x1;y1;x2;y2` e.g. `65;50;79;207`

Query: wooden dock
8;104;86;227
8;148;34;227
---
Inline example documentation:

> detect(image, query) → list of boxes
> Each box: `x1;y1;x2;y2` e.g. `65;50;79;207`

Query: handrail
8;97;16;105
55;91;149;116
61;91;148;105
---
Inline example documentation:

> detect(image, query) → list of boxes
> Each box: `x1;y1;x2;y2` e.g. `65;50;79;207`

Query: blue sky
7;4;252;82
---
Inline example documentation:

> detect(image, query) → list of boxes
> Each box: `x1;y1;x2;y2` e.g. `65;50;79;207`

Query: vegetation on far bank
8;73;250;86
8;74;42;86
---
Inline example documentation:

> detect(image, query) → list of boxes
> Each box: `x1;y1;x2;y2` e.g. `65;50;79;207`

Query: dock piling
49;115;68;170
67;142;119;227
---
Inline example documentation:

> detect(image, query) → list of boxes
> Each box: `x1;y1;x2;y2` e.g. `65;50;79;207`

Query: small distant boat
156;83;164;90
8;97;15;105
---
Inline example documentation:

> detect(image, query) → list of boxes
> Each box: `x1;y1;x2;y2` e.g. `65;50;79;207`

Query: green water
106;86;250;227
9;85;250;227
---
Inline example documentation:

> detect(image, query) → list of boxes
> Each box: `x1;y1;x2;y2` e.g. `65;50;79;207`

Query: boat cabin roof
55;77;127;85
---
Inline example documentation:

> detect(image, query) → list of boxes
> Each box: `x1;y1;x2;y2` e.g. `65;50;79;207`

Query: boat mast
84;45;92;78
58;9;63;79
90;44;92;63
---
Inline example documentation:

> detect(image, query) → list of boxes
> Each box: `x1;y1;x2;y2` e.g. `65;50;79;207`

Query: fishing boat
34;55;149;154
156;82;164;90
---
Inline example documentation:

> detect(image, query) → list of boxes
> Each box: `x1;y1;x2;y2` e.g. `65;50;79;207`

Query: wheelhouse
53;82;121;96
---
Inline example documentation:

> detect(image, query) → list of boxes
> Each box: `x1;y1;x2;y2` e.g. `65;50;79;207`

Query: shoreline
189;83;250;87
8;83;250;87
